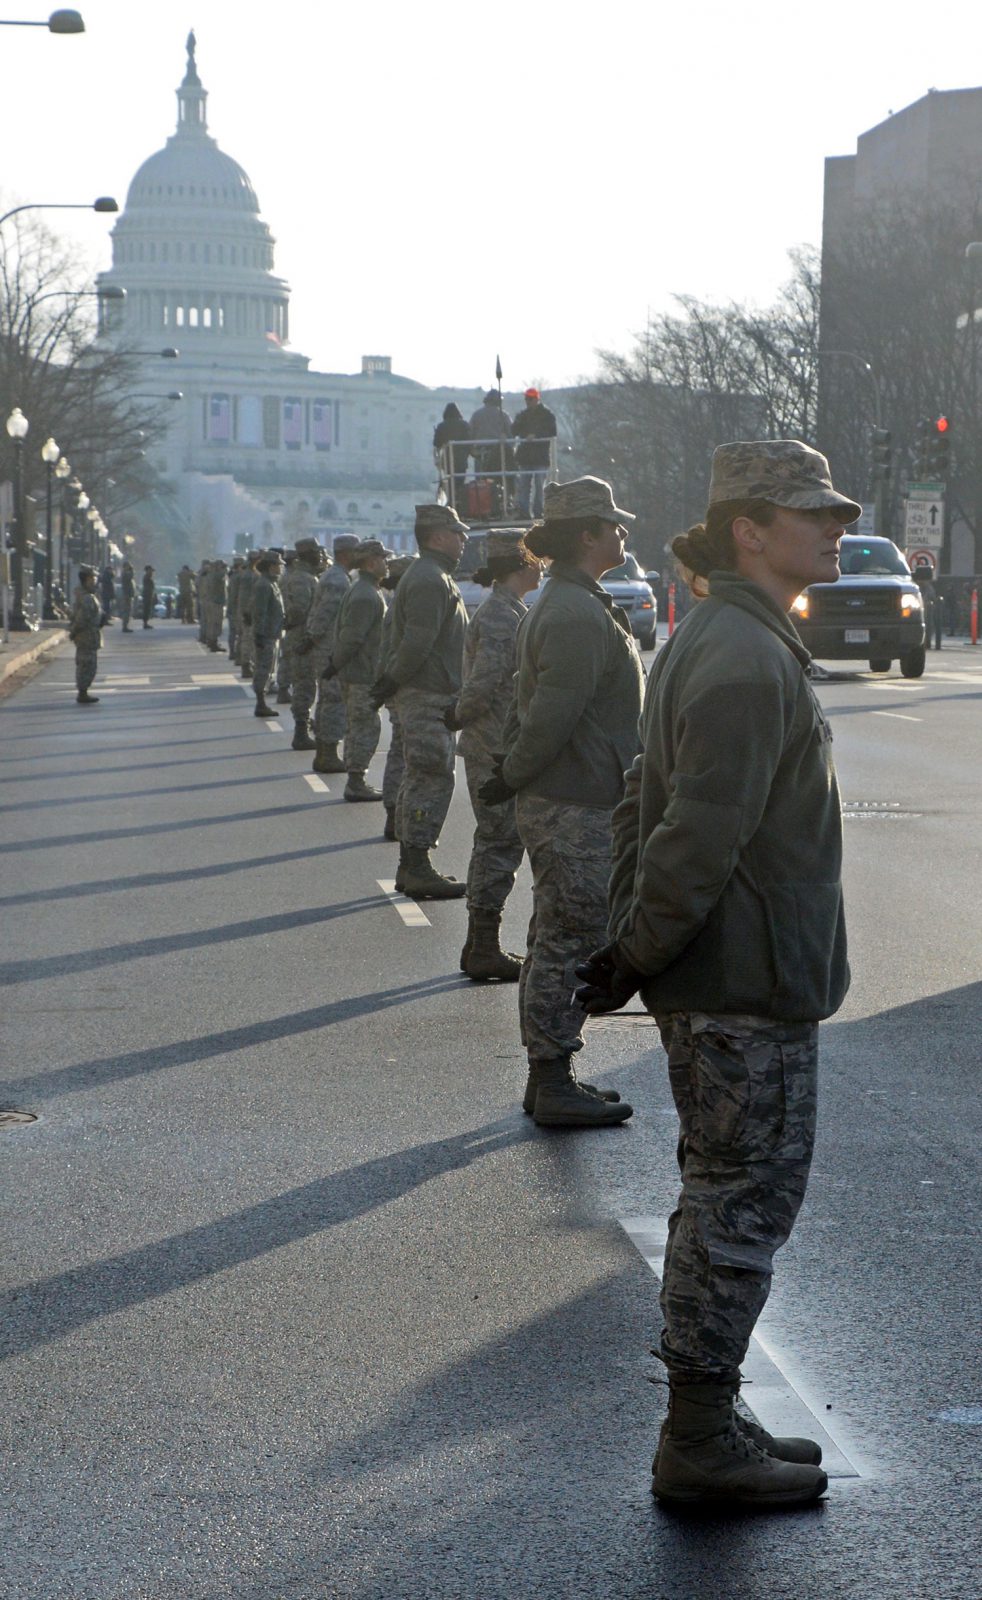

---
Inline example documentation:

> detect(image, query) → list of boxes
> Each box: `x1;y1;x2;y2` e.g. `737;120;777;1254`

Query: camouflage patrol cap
351;538;396;564
709;440;862;522
415;503;470;539
78;565;96;580
295;537;321;557
539;476;636;526
385;555;416;580
333;533;361;554
486;528;537;562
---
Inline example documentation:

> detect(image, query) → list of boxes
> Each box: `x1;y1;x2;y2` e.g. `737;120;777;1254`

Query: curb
0;628;69;689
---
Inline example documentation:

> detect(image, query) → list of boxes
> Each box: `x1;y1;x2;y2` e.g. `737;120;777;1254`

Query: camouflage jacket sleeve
70;591;102;647
456;604;517;727
284;568;317;631
607;755;643;940
387;567;452;685
332;580;382;673
307;568;349;641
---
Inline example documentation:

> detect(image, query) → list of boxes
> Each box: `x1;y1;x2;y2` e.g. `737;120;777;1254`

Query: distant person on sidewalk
70;566;104;704
99;564;116;621
119;561;135;632
141;566;156;629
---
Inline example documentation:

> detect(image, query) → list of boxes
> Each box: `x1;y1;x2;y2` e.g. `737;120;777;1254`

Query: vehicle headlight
901;590;923;615
791;593;810;618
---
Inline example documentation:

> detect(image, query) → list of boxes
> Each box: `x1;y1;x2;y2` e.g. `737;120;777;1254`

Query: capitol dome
97;33;294;358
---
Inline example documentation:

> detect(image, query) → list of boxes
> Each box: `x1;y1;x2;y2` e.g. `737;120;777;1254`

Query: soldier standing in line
576;440;857;1510
202;559;228;651
372;504;469;900
377;555;416;840
480;478;642;1127
251;550;285;718
141;565;157;629
282;538;325;750
447;530;541;981
275;548;296;704
308;533;360;773
177;564;194;623
119;560;136;632
196;560;210;640
70;565;104;704
227;557;244;661
325;538;393;801
236;550;263;681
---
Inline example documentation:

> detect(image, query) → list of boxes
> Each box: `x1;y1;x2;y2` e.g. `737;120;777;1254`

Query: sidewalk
0;622;68;695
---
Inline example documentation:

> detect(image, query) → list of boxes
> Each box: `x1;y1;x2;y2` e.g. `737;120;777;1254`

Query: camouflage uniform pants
202;600;224;647
120;597;132;628
312;639;346;743
228;615;238;659
382;703;405;811
252;636;279;697
516;794;611;1063
288;633;317;720
464;754;524;915
342;682;382;772
655;1012;818;1377
394;687;457;849
75;646;98;694
277;631;292;692
239;621;255;675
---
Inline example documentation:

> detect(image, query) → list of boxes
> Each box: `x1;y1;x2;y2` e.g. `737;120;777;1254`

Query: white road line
303;774;330;794
191;674;240;685
620;1216;863;1479
101;676;151;685
872;711;922;722
62;685;201;695
868;683;927;692
264;719;284;733
377;878;431;927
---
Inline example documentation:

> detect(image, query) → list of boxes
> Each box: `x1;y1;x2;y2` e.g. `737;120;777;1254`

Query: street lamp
54;454;70;595
5;407;30;630
0;10;84;29
40;435;59;618
0;197;118;230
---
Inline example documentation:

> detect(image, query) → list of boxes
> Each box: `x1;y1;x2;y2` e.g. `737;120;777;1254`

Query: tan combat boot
400;845;466;901
312;741;346;773
344;771;383;802
531;1059;632;1128
652;1379;828;1508
522;1060;621;1116
464;911;522;982
291;717;316;751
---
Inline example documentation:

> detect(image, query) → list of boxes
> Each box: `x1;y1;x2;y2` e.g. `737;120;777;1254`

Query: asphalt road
1;624;980;1599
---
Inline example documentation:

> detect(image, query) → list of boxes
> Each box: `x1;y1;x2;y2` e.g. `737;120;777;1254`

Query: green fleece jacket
333;572;386;684
502;562;645;808
387;548;467;694
609;572;849;1023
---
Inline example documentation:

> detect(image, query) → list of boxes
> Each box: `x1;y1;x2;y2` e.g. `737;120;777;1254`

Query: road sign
904;498;944;542
907;481;945;500
854;503;876;535
906;546;938;576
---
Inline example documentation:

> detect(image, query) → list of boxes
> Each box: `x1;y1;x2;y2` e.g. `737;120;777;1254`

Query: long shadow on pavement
0;1114;527;1361
0;770;306;812
0;973;469;1103
0;799;318;853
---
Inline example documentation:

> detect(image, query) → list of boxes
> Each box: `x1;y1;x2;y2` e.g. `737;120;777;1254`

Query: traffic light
871;427;892;481
928;415;950;478
913;416;934;477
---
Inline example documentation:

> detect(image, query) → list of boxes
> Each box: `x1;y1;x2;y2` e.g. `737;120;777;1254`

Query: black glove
369;674;397;709
320;659;338;681
242;612;252;625
573;942;644;1015
442;702;463;732
254;635;266;650
293;634;314;656
477;758;516;806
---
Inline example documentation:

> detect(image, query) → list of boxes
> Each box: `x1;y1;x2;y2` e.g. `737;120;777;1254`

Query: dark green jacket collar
420;547;460;576
548;560;607;600
707;571;811;669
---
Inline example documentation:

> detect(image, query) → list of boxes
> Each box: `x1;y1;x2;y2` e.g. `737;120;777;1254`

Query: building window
262;396;280;450
313;400;331;452
239;394;262;447
162;304;169;327
202;307;212;328
150;242;156;262
207;394;231;442
217;244;224;264
162;242;169;262
175;306;185;327
189;307;199;328
189;242;197;263
283;398;302;451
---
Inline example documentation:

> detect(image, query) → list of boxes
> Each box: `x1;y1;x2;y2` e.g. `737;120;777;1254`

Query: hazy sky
2;0;981;391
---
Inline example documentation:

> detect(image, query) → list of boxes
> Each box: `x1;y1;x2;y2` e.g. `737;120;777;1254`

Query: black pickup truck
791;535;927;678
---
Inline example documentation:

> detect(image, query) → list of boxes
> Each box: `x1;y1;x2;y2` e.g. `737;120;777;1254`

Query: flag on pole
495;354;503;383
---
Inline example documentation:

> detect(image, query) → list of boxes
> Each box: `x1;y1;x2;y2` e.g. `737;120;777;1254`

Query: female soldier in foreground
576;440;858;1509
449;530;541;982
481;477;644;1127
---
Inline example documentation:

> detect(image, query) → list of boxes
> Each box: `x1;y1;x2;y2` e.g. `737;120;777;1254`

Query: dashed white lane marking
872;711;922;722
377;878;431;927
63;685;201;695
868;682;927;692
191;674;240;685
303;774;330;794
619;1216;863;1479
264;719;284;733
101;676;151;685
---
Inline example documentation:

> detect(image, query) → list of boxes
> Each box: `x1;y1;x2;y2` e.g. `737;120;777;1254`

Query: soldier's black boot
528;1058;629;1125
276;686;292;705
394;843;408;895
291;717;316;751
254;691;277;718
464;910;523;982
76;691;100;704
383;804;397;842
652;1378;827;1508
459;911;475;972
344;771;383;802
400;845;466;900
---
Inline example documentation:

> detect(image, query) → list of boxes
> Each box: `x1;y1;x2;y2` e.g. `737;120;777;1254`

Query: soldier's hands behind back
442;702;462;732
294;634;314;656
320;659;338;681
369;674;397;709
574;942;643;1015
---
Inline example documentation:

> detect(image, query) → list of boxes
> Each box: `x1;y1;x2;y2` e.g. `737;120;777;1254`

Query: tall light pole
40;435;60;618
817;348;887;532
0;197;117;231
54;454;71;599
5;407;30;630
0;10;85;30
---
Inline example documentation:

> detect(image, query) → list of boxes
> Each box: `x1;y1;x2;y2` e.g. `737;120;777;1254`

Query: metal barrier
435;438;559;523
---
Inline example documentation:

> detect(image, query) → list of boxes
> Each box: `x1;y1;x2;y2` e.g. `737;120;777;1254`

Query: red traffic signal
936;416;949;432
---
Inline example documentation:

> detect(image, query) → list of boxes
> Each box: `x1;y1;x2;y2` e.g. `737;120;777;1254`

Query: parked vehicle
154;585;179;618
599;552;658;648
791;535;926;677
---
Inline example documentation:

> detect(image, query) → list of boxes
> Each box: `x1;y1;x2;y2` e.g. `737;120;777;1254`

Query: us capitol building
96;35;497;557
